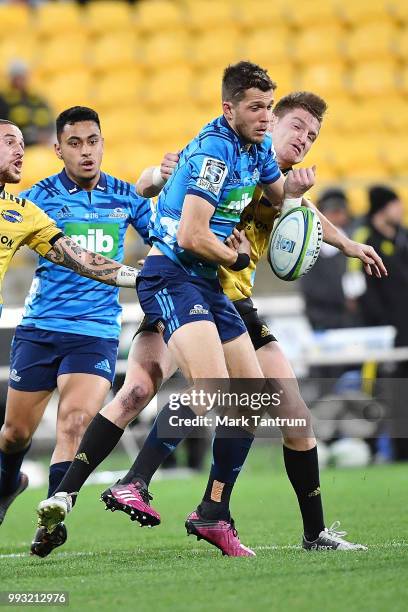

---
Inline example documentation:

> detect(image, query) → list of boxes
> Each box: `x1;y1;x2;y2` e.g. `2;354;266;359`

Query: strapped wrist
229;252;250;271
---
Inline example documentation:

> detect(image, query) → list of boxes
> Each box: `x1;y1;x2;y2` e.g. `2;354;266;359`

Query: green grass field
0;448;407;612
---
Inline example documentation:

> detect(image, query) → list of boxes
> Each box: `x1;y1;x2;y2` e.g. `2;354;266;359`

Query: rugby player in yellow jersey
37;92;385;555
0;118;140;524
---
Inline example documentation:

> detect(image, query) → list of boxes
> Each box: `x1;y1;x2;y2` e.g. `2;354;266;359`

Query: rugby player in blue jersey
0;107;152;556
37;62;316;556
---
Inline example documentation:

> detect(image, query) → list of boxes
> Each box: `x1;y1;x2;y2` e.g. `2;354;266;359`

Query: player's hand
236;229;251;257
160;152;179;181
224;228;241;251
284;166;316;198
137;258;145;268
341;239;388;278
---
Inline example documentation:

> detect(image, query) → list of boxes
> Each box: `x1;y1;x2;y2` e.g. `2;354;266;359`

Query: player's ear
222;101;233;121
54;142;63;160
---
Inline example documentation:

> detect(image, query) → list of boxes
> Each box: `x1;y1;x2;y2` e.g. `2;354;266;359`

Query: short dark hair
0;119;18;128
273;91;328;123
222;61;276;103
56;106;101;141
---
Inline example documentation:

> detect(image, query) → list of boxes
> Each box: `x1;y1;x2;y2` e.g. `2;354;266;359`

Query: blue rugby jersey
19;169;152;338
149;115;281;278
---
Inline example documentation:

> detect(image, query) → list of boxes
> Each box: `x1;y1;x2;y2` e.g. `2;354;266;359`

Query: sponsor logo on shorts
1;209;23;223
95;359;112;374
189;304;209;315
308;486;321;498
9;368;21;382
260;325;271;338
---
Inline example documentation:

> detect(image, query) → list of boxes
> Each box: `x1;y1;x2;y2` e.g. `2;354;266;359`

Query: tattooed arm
44;235;138;287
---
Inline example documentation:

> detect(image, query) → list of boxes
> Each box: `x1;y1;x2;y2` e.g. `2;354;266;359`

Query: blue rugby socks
48;461;72;498
0;443;31;496
120;403;196;486
199;425;255;520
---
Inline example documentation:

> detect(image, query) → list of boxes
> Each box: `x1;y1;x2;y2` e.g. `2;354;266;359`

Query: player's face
0;124;24;184
224;88;273;144
56;121;104;183
271;108;320;168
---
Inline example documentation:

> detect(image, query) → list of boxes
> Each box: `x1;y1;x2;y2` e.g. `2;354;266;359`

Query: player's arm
43;235;138;287
177;195;250;268
136;152;179;198
302;198;387;278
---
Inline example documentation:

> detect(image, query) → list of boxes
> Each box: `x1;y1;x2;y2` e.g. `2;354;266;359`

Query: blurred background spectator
300;188;355;332
0;59;54;146
348;185;408;460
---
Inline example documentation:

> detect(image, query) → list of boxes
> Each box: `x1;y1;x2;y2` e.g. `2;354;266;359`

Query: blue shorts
137;255;246;344
9;326;118;391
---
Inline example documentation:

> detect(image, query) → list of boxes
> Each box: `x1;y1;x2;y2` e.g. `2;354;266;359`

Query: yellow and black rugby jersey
0;188;61;306
219;185;280;301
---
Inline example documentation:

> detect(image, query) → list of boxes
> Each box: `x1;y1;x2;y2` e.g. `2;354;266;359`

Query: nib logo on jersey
219;186;256;221
64;223;119;258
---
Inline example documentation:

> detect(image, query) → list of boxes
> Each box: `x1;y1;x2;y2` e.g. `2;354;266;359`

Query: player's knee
283;435;316;451
1;422;32;450
117;381;153;418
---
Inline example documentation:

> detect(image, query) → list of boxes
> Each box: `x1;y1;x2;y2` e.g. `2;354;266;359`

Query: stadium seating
397;27;408;60
85;1;135;36
242;28;289;67
190;28;241;69
349;60;399;98
18;146;62;192
0;4;30;34
45;70;93;114
193;68;223;106
337;0;392;25
286;1;340;27
345;22;397;62
92;69;144;111
292;25;345;63
135;0;185;34
185;0;234;32
0;36;37;79
235;0;287;29
36;34;88;76
143;66;193;107
141;32;189;69
90;33;138;73
34;3;84;38
298;62;347;98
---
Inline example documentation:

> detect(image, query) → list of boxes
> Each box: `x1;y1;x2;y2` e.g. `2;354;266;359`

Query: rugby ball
268;206;322;281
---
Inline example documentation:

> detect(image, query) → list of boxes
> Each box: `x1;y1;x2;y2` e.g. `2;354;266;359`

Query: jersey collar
58;168;107;195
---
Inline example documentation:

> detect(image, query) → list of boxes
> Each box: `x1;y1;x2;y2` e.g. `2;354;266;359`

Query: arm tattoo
44;235;121;285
